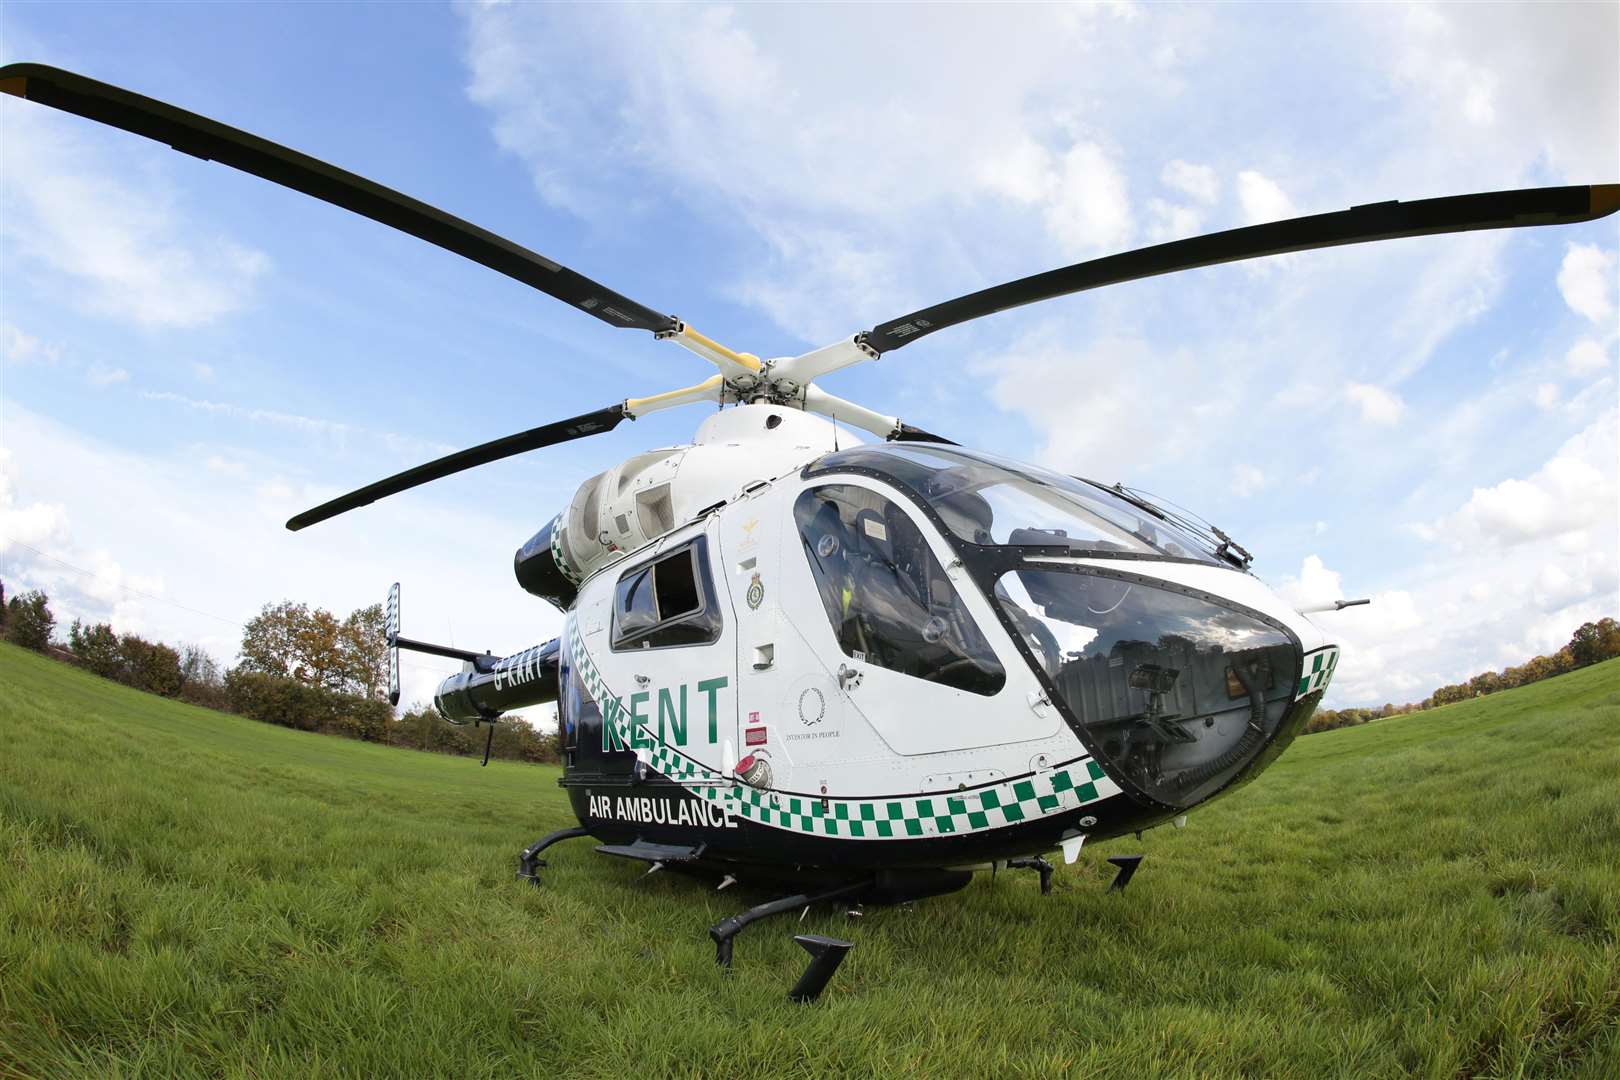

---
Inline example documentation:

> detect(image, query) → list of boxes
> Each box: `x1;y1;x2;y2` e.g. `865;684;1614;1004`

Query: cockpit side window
611;537;722;651
794;484;1006;696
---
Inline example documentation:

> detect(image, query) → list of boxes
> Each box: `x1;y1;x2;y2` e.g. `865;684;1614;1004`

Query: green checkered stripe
549;515;581;585
1298;646;1340;697
568;622;1119;839
728;759;1119;839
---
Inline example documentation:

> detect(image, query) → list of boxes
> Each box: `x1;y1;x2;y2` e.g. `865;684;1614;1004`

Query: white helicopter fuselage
541;404;1336;872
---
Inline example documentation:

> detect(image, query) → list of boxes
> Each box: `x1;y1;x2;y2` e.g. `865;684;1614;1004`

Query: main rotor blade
286;404;629;531
0;63;676;335
864;185;1620;353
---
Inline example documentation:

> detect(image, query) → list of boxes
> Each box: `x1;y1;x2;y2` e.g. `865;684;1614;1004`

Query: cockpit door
717;486;856;787
780;476;1058;757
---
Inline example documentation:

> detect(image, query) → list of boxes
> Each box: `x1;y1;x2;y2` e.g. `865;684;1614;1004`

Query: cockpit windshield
806;445;1225;566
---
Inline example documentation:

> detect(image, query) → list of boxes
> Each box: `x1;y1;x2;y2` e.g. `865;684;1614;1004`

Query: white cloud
1146;198;1205;242
1557;243;1617;324
1440;411;1616;547
1236;170;1296;225
1276;408;1618;706
86;363;130;387
2;323;61;365
0;447;70;554
1381;3;1498;127
137;390;452;458
458;3;1166;340
1565;339;1610;376
1;101;269;328
1;404;569;710
1533;382;1560;410
1231;464;1267;498
1344;383;1406;426
192;361;217;382
1044;142;1133;256
205;455;248;477
0;445;163;638
1161;160;1218;204
1278;554;1342;610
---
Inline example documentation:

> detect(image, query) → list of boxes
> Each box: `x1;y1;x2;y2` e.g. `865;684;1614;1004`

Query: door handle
837;664;863;691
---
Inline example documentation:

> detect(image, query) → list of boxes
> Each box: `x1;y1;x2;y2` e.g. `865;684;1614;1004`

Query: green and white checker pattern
1298;646;1340;697
549;514;582;585
567;621;1119;841
727;758;1117;839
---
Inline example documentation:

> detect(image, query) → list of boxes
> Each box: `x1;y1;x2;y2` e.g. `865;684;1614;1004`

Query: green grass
1;642;1616;1079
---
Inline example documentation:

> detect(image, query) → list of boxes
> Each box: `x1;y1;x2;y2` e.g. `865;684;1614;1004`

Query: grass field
1;642;1616;1078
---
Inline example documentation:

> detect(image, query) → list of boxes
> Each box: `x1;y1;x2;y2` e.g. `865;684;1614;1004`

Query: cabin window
795;484;1005;696
610;537;722;651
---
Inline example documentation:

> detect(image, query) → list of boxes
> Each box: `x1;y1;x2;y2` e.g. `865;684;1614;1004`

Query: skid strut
1106;854;1144;893
788;935;855;1004
1007;855;1056;895
517;826;591;883
708;879;870;969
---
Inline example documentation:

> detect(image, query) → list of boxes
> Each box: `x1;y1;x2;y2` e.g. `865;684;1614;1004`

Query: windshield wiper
1210;526;1253;571
1102;481;1170;522
1093;480;1253;570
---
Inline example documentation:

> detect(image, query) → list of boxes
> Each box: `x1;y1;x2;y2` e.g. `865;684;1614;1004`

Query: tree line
1302;617;1620;734
0;580;559;765
5;578;1615;751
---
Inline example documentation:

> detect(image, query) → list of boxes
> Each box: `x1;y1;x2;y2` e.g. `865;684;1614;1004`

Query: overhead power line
2;538;245;628
4;536;461;680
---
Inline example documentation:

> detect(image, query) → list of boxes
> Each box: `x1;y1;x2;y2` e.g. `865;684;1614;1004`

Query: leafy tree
293;607;345;690
69;619;124;679
178;644;227;707
4;589;55;652
1567;618;1620;668
339;603;388;700
239;600;388;697
1519;654;1557;684
224;669;391;740
120;634;183;696
239;600;304;678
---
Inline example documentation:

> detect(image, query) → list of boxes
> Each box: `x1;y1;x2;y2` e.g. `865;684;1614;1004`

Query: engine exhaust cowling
514;515;579;611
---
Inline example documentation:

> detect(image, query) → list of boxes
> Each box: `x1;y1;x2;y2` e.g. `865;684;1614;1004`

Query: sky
2;1;1616;711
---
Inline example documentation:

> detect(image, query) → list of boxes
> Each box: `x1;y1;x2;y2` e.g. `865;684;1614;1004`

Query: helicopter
6;62;1615;997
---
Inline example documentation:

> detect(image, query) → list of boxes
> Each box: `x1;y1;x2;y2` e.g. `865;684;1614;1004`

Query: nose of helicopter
998;563;1330;809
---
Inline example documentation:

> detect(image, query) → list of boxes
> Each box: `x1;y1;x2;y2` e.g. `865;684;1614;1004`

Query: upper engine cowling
513;405;847;608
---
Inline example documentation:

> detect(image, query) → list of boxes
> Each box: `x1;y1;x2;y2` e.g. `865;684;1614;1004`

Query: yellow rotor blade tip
1591;184;1620;218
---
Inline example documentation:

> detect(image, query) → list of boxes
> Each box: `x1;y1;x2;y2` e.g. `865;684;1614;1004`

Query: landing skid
1007;855;1055;894
516;825;591;883
707;878;869;969
514;831;1140;1002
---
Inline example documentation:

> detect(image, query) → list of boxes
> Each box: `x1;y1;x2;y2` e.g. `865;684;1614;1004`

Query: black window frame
793;482;1007;697
609;535;724;652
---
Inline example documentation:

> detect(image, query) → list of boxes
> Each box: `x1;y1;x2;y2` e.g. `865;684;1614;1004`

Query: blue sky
2;1;1616;709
